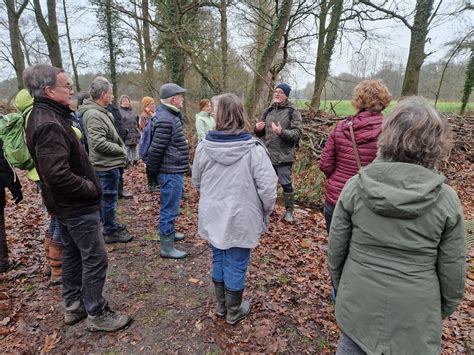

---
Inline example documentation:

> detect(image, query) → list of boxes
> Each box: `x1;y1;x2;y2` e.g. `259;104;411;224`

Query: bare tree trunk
62;0;80;91
310;0;343;110
5;0;29;90
33;0;63;67
133;2;146;74
460;47;473;115
245;0;293;120
142;0;157;96
219;0;228;91
401;0;435;96
104;0;118;99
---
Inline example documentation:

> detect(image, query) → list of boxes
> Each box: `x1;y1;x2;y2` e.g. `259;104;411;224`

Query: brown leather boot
44;231;52;276
48;240;62;285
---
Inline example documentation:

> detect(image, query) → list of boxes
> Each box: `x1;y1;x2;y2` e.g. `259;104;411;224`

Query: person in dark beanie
23;64;131;332
254;83;303;223
147;83;189;259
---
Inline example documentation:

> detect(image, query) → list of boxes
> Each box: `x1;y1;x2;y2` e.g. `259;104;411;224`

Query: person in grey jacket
79;77;133;244
192;93;278;325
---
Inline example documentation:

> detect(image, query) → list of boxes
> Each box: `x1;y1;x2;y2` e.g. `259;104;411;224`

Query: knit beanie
276;83;291;98
141;96;155;108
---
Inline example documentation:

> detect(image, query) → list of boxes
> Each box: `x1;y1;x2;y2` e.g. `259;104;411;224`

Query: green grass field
296;100;473;117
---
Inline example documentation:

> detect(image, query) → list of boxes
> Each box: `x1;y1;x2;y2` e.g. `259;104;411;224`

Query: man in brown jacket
24;64;131;332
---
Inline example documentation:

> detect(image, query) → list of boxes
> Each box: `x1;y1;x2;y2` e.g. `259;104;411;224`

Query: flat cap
160;83;186;99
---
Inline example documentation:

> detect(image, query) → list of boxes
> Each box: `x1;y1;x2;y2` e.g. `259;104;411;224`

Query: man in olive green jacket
328;159;466;354
79;77;133;244
254;83;303;223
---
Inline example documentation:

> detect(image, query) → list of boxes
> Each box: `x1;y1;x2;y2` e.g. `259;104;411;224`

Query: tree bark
33;0;63;67
401;0;435;96
5;0;29;90
310;0;343;110
219;0;228;91
62;0;80;91
142;0;157;95
104;0;118;99
245;0;293;120
460;47;473;115
133;2;146;74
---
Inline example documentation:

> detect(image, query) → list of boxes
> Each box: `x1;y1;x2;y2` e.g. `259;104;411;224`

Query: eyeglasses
55;84;74;91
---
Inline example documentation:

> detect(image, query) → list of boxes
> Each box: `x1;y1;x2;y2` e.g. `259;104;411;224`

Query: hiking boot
87;305;132;332
147;184;159;193
44;231;52;276
64;300;87;325
160;234;187;259
49;240;62;286
283;192;295;223
174;232;185;242
225;288;251;325
104;228;134;244
213;280;226;317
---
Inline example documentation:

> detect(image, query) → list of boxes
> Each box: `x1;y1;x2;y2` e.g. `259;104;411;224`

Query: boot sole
87;317;132;332
160;253;188;259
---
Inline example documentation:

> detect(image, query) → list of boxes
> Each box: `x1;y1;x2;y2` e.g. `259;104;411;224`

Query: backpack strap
263;106;294;123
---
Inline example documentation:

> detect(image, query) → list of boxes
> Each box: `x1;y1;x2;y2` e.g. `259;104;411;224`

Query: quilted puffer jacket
319;110;383;205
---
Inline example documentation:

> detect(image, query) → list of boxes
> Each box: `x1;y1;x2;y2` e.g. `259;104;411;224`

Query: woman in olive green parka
328;97;466;355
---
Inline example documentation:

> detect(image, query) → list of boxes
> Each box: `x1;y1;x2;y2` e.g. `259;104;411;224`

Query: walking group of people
0;63;467;353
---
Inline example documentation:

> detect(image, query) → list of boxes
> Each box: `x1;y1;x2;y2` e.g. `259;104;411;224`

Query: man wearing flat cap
147;83;189;259
254;83;303;223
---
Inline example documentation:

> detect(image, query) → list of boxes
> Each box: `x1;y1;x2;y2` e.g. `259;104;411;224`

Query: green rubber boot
283;192;295;223
225;288;251;325
160;234;187;259
174;232;185;242
213;280;226;316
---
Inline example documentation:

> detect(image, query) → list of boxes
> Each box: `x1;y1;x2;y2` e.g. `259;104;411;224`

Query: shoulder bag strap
347;120;362;170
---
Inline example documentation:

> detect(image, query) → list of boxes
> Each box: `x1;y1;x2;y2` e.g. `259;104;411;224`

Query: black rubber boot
283;192;295;223
213;280;226;316
225;288;251;325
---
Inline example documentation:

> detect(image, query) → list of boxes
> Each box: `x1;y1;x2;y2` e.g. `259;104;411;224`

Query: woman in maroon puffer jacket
320;79;392;232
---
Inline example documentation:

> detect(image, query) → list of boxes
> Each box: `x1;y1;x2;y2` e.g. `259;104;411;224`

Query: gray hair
23;64;64;98
77;91;90;107
89;76;112;100
377;96;452;169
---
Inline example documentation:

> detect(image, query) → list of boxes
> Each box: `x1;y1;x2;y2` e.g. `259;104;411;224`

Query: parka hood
341;111;383;144
358;159;446;219
77;98;109;115
201;132;257;166
15;89;34;114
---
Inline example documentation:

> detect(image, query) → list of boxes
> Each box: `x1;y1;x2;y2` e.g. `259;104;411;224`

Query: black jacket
25;97;102;218
107;103;127;141
147;104;189;175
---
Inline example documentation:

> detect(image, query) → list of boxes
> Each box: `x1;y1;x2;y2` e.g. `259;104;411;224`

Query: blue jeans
126;145;137;164
57;211;108;316
212;246;251;291
336;332;366;355
159;173;183;236
324;201;335;234
96;168;120;235
48;216;62;242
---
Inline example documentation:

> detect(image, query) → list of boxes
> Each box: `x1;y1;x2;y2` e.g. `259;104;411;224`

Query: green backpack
0;107;34;170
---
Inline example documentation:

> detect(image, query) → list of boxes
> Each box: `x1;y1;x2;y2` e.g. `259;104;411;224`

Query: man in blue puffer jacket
148;83;189;259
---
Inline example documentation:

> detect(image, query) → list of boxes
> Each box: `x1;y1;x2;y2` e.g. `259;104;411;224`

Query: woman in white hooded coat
192;93;278;325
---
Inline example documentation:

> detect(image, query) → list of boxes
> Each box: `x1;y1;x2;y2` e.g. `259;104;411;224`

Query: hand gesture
255;121;265;131
271;121;282;136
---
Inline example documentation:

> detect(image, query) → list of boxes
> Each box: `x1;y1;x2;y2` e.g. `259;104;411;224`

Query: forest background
0;0;473;118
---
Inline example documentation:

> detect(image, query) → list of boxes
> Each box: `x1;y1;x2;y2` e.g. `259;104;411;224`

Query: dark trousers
0;190;7;270
146;164;158;187
57;210;108;316
324;201;335;234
